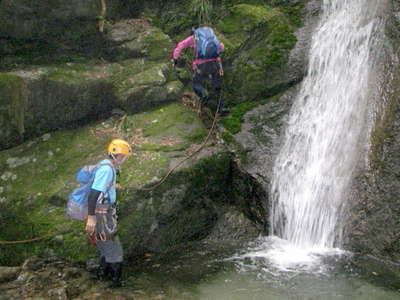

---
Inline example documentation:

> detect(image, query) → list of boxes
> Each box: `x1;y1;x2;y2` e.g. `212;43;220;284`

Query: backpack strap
94;162;116;202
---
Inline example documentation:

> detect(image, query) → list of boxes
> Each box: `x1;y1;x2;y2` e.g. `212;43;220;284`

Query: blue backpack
66;162;115;221
194;27;221;59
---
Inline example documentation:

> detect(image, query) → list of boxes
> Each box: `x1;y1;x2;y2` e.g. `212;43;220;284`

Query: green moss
221;130;235;143
280;2;305;28
0;122;111;264
222;101;258;134
0;73;27;147
0;199;50;265
45;63;95;84
222;93;283;135
217;4;280;50
0;101;209;265
217;3;298;102
121;150;170;186
139;143;187;152
187;127;208;143
121;103;203;139
130;64;168;87
110;59;159;98
143;29;174;61
261;18;297;68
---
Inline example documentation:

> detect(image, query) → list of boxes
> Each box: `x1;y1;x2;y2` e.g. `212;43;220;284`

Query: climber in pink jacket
172;27;229;115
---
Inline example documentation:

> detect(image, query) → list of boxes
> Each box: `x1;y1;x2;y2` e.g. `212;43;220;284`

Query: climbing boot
218;106;230;116
96;257;111;281
108;262;123;288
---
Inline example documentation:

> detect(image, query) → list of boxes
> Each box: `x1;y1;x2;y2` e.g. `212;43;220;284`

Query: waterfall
270;0;386;250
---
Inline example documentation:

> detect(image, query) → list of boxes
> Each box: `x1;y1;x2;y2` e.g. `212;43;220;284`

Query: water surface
124;241;400;300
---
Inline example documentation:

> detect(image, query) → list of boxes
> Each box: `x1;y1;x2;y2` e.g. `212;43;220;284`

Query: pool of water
123;239;400;300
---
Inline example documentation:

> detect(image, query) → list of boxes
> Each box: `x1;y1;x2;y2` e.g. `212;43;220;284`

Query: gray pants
95;203;123;263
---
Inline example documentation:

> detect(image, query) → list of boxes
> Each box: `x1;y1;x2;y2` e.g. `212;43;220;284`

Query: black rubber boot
200;95;209;106
108;262;122;288
97;257;111;281
216;92;229;116
219;106;230;116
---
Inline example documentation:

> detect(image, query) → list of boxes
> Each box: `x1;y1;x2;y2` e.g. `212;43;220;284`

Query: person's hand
219;68;224;76
85;215;97;234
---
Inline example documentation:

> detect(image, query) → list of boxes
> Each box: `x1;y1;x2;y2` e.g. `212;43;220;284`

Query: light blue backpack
194;27;221;59
66;162;114;221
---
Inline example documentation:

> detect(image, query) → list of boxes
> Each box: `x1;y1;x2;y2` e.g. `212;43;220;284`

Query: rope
136;92;222;191
0;232;53;245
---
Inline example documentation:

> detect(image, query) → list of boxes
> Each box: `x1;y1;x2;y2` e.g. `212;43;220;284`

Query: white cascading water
254;0;386;270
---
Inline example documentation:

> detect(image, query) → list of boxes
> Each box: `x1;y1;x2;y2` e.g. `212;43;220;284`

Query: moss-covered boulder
343;1;400;264
217;3;298;102
0;53;183;150
0;64;114;150
0;102;263;266
114;62;183;113
229;90;294;206
105;19;174;62
0;74;27;148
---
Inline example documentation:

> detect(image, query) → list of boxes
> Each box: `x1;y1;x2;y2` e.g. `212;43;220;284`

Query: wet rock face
0;0;99;40
347;96;400;262
220;0;317;102
222;0;319;233
205;210;260;243
105;19;173;62
220;3;297;101
119;151;265;257
345;1;400;262
233;87;298;225
229;0;320;183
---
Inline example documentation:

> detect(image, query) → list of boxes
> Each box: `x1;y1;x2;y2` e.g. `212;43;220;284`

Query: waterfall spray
270;0;385;253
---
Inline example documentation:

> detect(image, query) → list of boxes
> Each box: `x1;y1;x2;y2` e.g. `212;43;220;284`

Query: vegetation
189;0;212;25
0;0;305;266
222;101;258;134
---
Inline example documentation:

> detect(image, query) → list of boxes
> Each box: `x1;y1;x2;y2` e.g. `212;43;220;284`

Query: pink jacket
172;35;225;69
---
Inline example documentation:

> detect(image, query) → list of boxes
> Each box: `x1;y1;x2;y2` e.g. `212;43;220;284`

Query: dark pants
193;60;224;110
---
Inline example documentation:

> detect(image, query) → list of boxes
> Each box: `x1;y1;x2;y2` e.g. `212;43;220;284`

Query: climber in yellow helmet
85;138;132;288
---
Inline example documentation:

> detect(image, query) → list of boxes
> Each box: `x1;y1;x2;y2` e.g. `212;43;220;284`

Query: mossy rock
105;19;174;62
0;73;27;149
0;55;183;149
0;102;217;265
217;4;281;51
0;0;99;40
218;4;298;102
112;62;183;113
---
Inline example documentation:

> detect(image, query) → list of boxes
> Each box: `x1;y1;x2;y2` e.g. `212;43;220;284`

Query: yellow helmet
107;139;132;156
